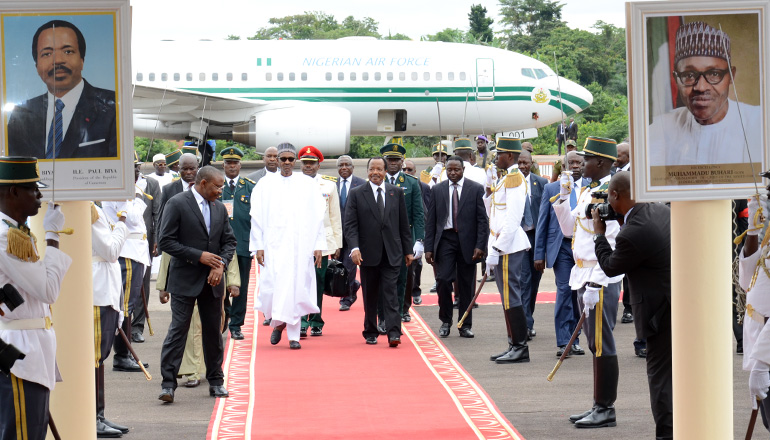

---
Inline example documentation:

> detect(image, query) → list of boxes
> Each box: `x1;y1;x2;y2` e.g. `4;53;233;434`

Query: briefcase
323;259;349;297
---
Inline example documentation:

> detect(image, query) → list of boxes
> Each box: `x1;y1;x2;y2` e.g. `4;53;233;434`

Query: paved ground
103;267;753;439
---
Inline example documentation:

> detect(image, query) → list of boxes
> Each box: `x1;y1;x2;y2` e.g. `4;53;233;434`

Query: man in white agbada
648;21;762;167
250;142;326;349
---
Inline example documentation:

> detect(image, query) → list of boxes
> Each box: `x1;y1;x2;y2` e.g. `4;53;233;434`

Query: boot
489;308;514;361
97;365;129;434
495;306;530;364
576;355;618;428
570;357;597;423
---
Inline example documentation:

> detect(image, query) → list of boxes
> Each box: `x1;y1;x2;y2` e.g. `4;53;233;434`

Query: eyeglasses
279;157;295;163
673;69;730;86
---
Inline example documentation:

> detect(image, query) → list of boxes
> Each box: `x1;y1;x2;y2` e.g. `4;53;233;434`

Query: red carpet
208;266;523;440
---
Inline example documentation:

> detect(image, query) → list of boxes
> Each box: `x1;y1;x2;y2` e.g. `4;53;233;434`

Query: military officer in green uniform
378;143;425;326
219;146;256;340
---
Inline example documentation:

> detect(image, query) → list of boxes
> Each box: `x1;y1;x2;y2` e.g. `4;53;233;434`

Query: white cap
153;153;166;163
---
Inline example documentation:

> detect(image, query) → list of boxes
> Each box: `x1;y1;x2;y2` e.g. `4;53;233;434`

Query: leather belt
127;233;147;241
575;259;597;268
0;316;53;330
746;304;770;325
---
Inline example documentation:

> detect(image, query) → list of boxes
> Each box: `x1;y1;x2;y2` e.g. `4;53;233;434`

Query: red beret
299;145;323;162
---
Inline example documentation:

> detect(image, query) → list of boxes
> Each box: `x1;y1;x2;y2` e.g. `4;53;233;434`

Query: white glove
431;162;443;179
412;241;424;259
485;166;496;188
749;363;770;408
559;172;573;202
485;255;497;276
43;203;65;241
748;193;768;236
116;310;125;335
582;285;601;312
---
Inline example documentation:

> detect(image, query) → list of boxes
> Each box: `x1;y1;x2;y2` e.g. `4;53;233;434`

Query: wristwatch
593;233;604;242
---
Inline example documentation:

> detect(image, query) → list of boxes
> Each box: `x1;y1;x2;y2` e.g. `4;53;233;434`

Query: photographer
592;172;672;440
0;157;72;440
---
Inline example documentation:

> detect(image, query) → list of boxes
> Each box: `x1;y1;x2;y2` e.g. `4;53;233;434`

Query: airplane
131;37;593;155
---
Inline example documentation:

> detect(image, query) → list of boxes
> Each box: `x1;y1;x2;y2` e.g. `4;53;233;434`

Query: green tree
247;12;380;40
499;0;565;52
468;4;494;43
421;28;467;43
133;137;181;163
383;32;411;40
225;35;240;40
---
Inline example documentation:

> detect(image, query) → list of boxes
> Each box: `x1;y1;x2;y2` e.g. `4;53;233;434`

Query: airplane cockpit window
411;72;418;81
399;72;405;81
241;73;248;81
212;73;218;81
521;68;535;78
325;72;332;81
161;73;168;81
266;73;272;81
534;69;548;79
436;72;443;81
448;72;455;81
387;72;393;81
149;73;155;82
301;73;307;81
362;72;369;81
277;73;284;81
375;72;381;81
173;73;180;81
199;73;206;81
424;72;430;81
459;72;467;81
350;72;356;81
289;73;295;81
136;73;143;82
226;73;233;81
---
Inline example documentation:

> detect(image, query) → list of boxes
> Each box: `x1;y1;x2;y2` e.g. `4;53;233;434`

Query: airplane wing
132;84;264;125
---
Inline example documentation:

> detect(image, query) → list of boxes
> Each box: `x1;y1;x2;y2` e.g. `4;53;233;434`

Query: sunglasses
279;157;296;163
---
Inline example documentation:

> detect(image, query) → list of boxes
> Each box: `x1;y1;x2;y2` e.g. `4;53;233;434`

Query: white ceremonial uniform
463;161;488;187
102;197;150;267
92;204;128;311
484;164;531;261
740;243;770;370
146;172;174;190
429;163;447;188
0;213;72;390
315;175;343;256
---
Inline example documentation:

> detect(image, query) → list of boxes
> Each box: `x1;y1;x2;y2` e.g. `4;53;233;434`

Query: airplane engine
233;105;351;155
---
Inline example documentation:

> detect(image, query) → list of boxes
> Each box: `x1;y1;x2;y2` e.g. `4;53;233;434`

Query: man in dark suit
7;20;116;159
157;165;236;403
405;159;432;305
336;155;366;311
132;164;161;343
535;152;586;357
245;146;278;183
345;157;414;347
424;156;487;338
555;121;567;153
592;172;672;439
567;117;578;141
518;150;547;339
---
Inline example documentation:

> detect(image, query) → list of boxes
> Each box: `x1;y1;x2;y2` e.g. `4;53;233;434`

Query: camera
0;283;26;376
585;192;621;222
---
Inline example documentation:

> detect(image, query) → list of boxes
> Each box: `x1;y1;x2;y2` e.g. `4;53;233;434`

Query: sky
130;0;634;44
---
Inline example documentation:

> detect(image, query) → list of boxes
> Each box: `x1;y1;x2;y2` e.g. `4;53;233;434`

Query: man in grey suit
246;146;278;183
157;166;236;403
336;155;366;311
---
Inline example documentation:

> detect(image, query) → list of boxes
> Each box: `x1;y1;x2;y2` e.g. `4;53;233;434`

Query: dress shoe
97;419;122;438
365;336;378;345
131;332;145;343
262;317;272;326
459;328;474;338
310;327;322;336
377;322;387;335
230;330;244;340
401;312;412;322
412;296;422;305
339;303;351;311
473;303;479;308
571;344;585;355
635;347;647;358
129;354;149;369
430;282;437;292
486;274;496;282
158;388;174;403
621;312;633;323
209;385;229;398
100;417;128;434
495;346;530;363
388;337;401;347
569;406;596;423
738;341;744;354
556;345;571;357
113;356;143;372
300;327;308;338
289;340;302;349
270;323;285;345
439;322;451;338
575;405;616;428
184;379;201;388
490;345;513;361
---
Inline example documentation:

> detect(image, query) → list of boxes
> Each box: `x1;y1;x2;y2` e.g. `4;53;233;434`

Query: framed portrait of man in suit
0;0;133;201
627;0;770;202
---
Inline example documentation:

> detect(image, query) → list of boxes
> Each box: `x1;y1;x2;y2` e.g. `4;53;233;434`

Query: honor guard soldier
219;146;256;340
298;146;343;337
165;149;182;176
0;157;72;440
552;136;623;429
475;135;496;170
422;142;449;188
483;138;531;364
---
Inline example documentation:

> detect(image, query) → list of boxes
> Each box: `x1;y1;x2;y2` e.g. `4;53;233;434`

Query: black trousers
360;250;401;340
644;311;673;440
521;230;543;329
0;374;49;440
228;254;252;332
160;284;224;389
339;244;359;306
95;306;119;366
435;230;475;328
412;257;423;297
116;258;144;358
132;243;154;335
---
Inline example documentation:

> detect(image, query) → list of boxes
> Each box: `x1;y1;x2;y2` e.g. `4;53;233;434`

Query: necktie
45;99;65;159
390;176;395;185
229;179;236;194
570;183;578;210
340;179;348;209
376;187;385;220
522;182;533;228
202;201;211;234
452;183;459;232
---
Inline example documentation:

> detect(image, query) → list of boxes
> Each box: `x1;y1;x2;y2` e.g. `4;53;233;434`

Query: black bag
323;259;349;297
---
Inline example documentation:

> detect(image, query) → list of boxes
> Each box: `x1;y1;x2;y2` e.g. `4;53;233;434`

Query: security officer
422;142;449;188
219;146;256;340
552;136;623;429
165;149;182;176
380;143;425;325
0;156;72;440
484;138;531;364
298;146;342;337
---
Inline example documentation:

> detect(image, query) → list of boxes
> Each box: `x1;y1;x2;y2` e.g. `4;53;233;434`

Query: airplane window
277;73;284;81
338;72;344;81
289;72;295;81
136;73;143;82
399;72;406;81
411;72;417;81
186;73;192;81
460;72;467;81
241;73;248;81
521;68;535;79
226;73;233;81
149;73;155;82
199;73;205;81
534;69;547;79
301;73;307;81
266;73;272;81
436;72;442;81
448;72;454;81
350;72;356;81
362;72;369;81
326;72;332;81
375;72;381;81
161;73;168;81
173;73;180;81
424;72;430;81
387;72;393;81
212;73;218;81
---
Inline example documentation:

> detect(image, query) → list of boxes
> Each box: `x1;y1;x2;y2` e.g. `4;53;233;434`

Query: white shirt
370;181;386;207
386;173;399;186
338;177;351;197
445;178;464;230
462;161;487;186
619;163;631;172
226;176;241;189
147;171;174;190
45;79;84;142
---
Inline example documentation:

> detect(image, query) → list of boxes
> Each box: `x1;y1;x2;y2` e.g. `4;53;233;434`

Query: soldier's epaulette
597;181;610;192
3;220;39;262
172;176;181;181
403;173;418;181
90;202;99;225
321;175;338;182
241;177;256;185
420;170;431;184
504;171;524;188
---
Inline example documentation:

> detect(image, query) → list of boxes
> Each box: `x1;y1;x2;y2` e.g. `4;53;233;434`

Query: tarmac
104;269;754;439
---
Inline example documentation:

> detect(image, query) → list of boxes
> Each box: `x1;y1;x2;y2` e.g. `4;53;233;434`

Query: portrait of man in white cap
648;19;762;170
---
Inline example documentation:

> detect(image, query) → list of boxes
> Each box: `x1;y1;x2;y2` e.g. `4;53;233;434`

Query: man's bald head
179;153;198;168
615;143;630;168
608;171;634;217
609;171;631;197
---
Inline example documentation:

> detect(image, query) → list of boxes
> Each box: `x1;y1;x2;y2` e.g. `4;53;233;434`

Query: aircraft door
476;58;494;100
